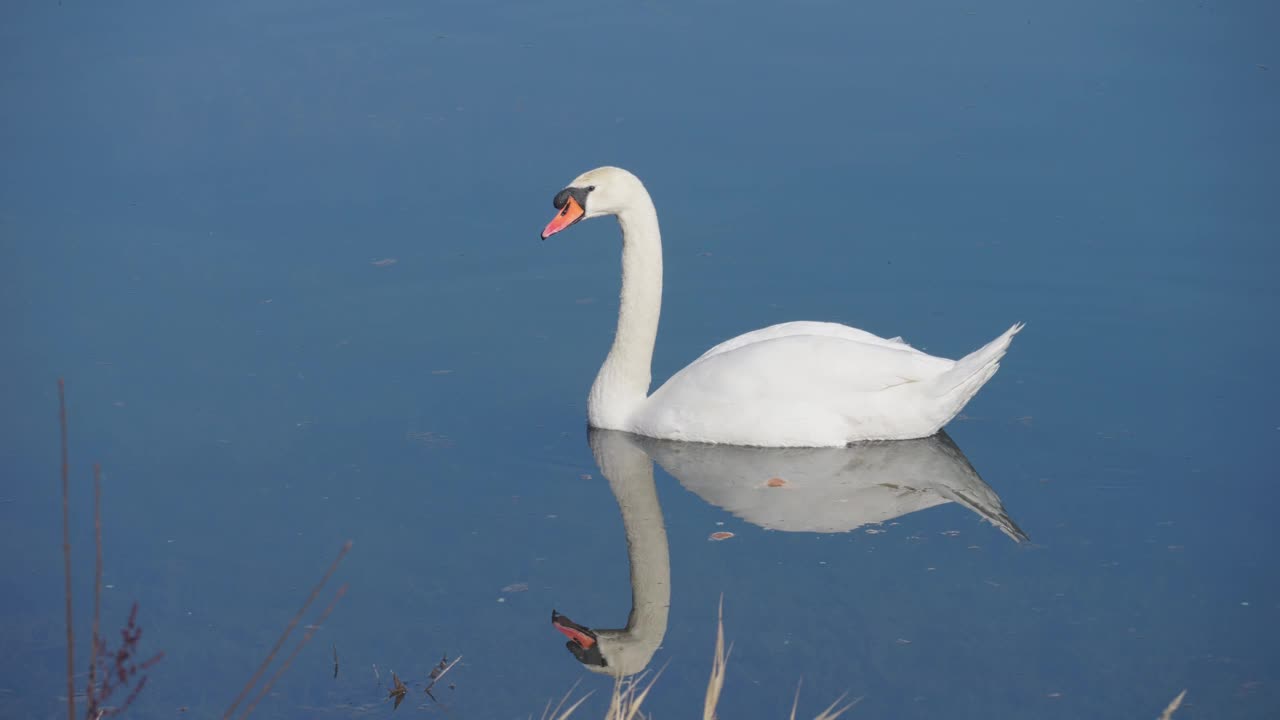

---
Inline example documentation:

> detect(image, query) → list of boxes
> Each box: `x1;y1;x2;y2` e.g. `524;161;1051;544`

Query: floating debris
425;655;461;702
371;258;399;267
430;369;454;375
709;531;735;541
501;582;529;593
406;430;454;448
941;530;961;537
766;477;787;488
388;671;407;710
579;473;593;480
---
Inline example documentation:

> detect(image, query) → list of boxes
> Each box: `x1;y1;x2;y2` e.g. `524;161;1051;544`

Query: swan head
550;610;608;668
551;609;661;677
541;166;647;240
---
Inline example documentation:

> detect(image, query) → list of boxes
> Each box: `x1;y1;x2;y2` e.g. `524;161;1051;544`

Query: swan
540;166;1024;447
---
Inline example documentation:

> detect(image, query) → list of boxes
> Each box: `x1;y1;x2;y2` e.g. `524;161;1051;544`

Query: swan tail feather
926;322;1024;429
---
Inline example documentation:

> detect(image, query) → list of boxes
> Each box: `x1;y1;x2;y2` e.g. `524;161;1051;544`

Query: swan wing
634;333;955;445
694;321;924;364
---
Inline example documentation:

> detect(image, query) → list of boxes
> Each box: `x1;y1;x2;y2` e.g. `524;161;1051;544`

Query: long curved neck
588;431;672;676
589;197;663;429
611;442;670;644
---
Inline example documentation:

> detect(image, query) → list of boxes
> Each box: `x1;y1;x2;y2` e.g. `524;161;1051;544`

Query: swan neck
589;198;663;428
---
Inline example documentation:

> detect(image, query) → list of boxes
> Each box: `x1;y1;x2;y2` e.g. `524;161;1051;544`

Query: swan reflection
551;429;1026;676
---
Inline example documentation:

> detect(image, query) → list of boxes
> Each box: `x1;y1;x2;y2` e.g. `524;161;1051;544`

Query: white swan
541;166;1024;448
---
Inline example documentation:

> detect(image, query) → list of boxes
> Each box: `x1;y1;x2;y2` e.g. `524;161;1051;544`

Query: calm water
2;1;1278;718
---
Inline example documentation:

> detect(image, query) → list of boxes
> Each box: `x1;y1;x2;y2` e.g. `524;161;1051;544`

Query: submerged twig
224;540;352;718
240;583;349;719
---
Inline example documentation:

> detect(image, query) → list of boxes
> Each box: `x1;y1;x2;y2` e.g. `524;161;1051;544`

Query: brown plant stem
58;378;76;720
87;463;104;714
223;540;353;719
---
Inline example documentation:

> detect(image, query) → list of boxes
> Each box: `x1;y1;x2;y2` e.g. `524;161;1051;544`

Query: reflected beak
541;196;585;240
551;610;597;649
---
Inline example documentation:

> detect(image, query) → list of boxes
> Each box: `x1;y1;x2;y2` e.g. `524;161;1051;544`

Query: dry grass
702;597;731;720
550;598;858;720
539;680;592;720
1158;690;1187;720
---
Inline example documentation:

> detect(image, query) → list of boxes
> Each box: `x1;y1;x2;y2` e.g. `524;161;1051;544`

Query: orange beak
552;612;597;649
541;196;585;240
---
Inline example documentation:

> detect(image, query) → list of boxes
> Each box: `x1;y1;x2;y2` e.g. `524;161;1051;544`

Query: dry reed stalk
702;596;731;720
58;378;76;720
606;668;664;720
1158;690;1187;720
544;597;854;720
540;679;591;720
86;463;104;715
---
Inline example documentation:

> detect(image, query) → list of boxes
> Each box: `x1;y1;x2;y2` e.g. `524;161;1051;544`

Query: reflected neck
591;432;672;676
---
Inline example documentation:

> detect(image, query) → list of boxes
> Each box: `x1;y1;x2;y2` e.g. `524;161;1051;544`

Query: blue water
2;0;1278;718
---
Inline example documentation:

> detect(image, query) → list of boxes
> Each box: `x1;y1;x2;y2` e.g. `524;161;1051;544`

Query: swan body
541;166;1023;448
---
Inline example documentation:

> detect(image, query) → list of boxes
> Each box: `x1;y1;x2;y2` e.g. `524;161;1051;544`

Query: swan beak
551;610;597;649
541;196;585;240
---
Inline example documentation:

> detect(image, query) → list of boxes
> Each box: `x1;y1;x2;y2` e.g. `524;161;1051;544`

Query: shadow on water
551;429;1027;678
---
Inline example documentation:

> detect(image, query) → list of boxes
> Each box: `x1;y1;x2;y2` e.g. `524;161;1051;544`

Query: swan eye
587;185;596;192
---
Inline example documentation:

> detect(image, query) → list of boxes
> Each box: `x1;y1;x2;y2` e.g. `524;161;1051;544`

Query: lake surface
2;1;1277;718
